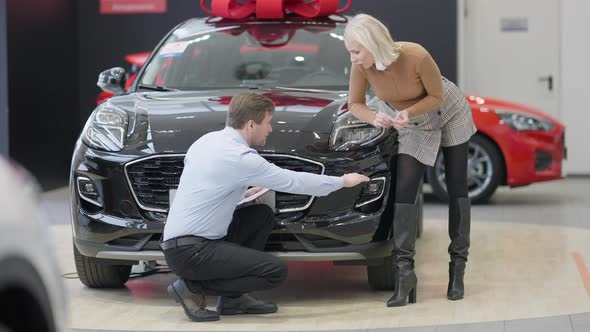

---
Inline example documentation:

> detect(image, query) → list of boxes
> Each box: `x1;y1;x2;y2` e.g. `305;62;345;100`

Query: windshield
139;22;350;90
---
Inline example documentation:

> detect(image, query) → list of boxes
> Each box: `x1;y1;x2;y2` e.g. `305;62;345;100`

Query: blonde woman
344;14;476;306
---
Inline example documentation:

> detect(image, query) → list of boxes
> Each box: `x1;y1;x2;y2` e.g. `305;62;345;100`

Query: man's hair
344;14;400;71
226;93;275;129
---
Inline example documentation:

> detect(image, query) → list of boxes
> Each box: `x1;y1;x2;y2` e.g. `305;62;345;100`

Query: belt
160;235;210;251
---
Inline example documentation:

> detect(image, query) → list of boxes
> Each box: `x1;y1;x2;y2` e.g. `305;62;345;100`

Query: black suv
70;15;423;291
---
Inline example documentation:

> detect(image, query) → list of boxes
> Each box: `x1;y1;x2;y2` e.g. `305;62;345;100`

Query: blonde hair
344;14;401;71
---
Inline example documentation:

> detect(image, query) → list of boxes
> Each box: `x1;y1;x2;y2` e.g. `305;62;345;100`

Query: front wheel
73;242;132;288
427;135;503;204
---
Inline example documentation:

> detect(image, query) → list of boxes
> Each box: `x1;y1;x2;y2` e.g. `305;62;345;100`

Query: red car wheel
426;134;504;204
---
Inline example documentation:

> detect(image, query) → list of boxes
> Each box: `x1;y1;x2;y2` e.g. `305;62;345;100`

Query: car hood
108;88;348;153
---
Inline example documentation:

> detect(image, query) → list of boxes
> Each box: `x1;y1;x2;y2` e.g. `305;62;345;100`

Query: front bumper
74;238;394;262
499;128;566;186
70;134;398;263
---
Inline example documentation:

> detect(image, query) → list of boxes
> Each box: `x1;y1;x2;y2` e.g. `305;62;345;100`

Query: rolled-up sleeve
348;64;367;106
348;65;376;124
240;152;343;197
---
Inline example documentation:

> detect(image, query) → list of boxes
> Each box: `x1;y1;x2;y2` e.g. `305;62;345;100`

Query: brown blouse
348;42;443;123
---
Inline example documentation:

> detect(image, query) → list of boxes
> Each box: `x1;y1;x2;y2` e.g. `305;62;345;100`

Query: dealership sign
100;0;167;15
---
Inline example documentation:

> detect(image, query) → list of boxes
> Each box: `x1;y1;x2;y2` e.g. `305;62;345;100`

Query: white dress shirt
163;126;344;240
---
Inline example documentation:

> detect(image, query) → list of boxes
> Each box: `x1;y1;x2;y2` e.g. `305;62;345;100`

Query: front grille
262;154;324;213
125;154;324;213
535;150;552;171
125;155;184;212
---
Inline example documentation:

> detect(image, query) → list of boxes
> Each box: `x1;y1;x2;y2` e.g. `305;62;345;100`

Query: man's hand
392;110;409;128
245;186;265;204
372;112;395;128
342;173;370;188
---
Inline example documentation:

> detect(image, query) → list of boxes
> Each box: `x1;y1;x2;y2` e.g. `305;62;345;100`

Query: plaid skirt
396;77;477;166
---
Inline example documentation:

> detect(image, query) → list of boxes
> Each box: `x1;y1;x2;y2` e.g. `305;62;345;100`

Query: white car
0;158;66;332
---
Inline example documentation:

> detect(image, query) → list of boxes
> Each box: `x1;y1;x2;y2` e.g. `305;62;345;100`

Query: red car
427;96;565;203
95;56;565;204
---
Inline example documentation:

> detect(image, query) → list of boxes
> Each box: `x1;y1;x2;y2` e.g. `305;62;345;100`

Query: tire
73;242;132;288
367;256;394;290
0;258;54;332
0;323;15;332
427;135;503;204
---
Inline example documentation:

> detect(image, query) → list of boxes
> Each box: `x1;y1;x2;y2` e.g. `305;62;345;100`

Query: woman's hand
372;112;395;128
393;110;409;128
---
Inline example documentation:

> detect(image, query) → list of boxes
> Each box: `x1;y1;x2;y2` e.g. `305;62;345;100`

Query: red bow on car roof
200;0;352;19
213;18;337;47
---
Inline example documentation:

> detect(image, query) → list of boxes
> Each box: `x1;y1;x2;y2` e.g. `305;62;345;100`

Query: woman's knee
395;155;426;204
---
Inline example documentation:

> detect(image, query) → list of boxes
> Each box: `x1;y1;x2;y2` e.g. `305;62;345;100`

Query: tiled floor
43;178;590;332
67;313;590;332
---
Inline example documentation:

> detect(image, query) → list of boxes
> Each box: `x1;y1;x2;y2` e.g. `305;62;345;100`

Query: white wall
458;0;589;174
561;0;590;174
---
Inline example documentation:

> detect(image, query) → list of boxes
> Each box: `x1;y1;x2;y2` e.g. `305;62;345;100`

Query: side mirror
97;67;126;95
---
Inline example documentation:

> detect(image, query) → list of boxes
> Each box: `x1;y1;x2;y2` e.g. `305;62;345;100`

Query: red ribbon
213;18;336;47
200;0;352;20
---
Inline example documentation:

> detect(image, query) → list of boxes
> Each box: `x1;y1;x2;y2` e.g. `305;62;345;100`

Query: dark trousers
163;205;288;296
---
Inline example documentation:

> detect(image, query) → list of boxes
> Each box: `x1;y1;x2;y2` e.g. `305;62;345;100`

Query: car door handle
538;75;553;91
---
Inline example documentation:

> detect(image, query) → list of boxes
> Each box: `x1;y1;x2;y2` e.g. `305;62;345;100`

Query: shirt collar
223;126;249;147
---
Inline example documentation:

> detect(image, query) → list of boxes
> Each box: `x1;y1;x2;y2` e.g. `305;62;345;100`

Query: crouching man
162;92;369;322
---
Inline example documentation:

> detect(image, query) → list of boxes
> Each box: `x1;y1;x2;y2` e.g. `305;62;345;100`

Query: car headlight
330;110;387;151
82;107;128;151
496;110;554;131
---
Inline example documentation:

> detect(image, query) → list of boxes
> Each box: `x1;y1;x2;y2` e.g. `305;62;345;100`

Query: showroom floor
42;178;590;332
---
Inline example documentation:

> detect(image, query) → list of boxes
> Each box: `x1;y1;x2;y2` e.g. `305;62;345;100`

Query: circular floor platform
53;218;590;331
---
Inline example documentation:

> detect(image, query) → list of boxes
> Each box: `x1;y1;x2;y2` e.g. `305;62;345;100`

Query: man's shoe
217;294;278;315
167;279;220;322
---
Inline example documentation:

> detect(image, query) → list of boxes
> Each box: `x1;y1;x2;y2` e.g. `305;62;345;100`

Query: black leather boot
447;261;465;300
447;197;470;301
167;279;220;322
387;203;418;307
